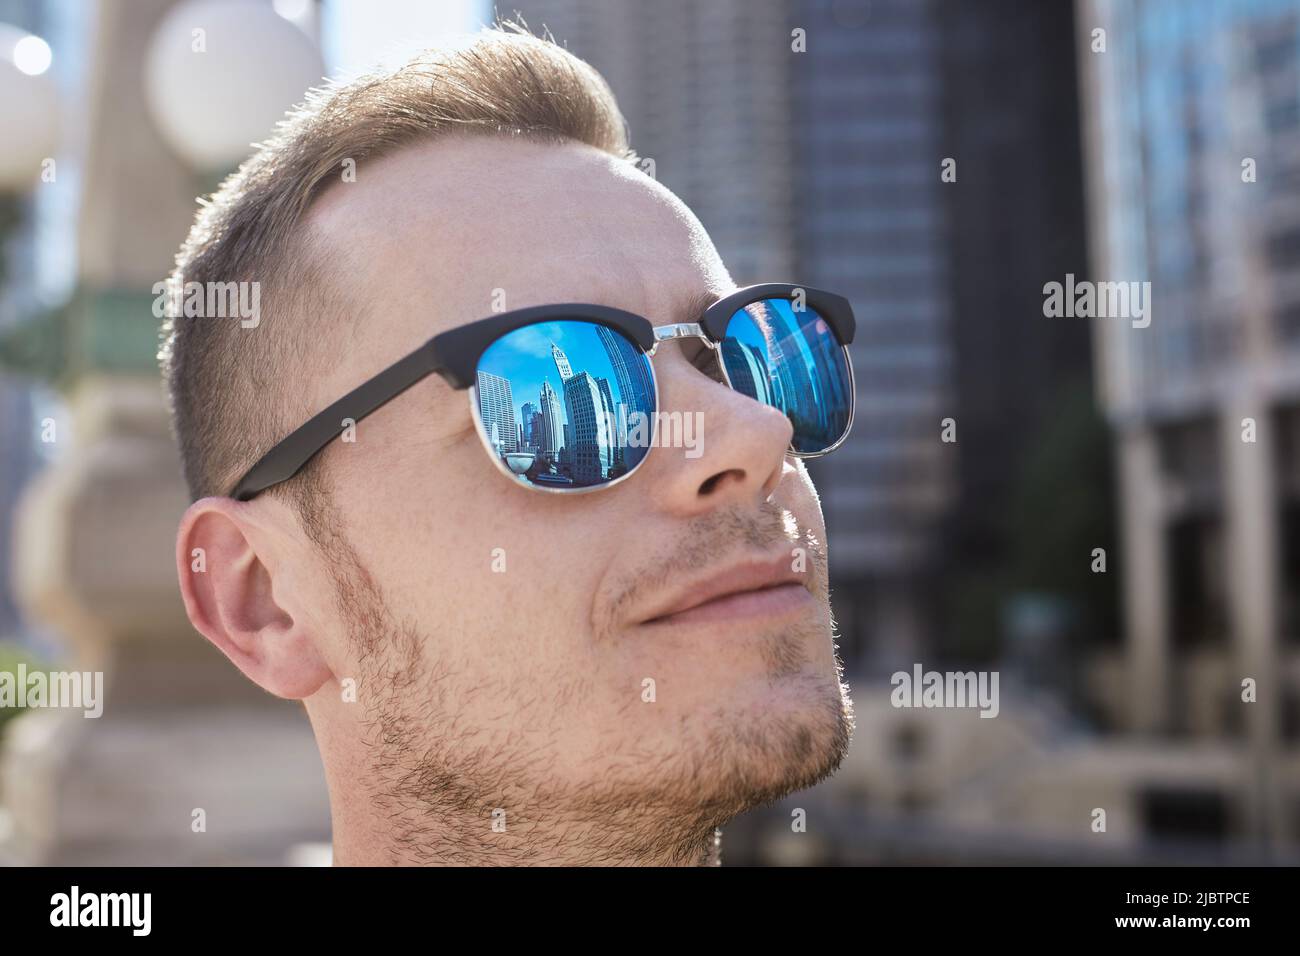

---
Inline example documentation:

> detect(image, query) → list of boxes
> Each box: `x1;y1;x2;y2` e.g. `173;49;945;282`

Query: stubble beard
309;500;855;865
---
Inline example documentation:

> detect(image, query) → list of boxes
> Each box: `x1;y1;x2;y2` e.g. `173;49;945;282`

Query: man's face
257;135;853;860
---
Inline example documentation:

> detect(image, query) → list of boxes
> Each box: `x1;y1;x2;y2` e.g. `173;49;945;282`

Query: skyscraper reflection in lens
475;320;657;487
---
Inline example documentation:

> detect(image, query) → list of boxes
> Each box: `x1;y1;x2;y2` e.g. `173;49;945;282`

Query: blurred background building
1078;0;1300;853
0;0;1295;865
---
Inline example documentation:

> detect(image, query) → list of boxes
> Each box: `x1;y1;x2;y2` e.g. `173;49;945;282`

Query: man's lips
636;552;814;628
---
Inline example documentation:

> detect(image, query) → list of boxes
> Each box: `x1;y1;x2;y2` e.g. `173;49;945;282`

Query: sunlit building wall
475;370;518;453
1079;0;1300;845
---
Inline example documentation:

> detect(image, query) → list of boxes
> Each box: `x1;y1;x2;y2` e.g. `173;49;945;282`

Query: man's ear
176;496;333;699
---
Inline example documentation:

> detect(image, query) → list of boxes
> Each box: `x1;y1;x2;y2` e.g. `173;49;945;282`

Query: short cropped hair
160;23;632;515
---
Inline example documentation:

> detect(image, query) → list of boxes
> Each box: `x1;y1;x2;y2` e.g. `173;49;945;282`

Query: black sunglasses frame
229;282;856;501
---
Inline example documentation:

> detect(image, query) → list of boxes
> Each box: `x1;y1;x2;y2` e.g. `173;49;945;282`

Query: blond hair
160;23;632;508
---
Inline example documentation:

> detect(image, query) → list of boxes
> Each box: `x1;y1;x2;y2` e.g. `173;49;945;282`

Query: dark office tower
509;0;796;280
789;0;958;664
520;401;538;449
786;0;1094;665
529;410;545;454
595;323;654;420
932;0;1094;659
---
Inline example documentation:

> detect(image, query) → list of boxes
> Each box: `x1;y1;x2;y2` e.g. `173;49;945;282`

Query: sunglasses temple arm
230;341;445;501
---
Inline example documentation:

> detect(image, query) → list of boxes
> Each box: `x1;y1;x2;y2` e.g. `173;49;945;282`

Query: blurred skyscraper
790;1;958;669
507;0;796;281
1080;0;1300;846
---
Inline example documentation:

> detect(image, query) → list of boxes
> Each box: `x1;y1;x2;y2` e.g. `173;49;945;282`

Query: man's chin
685;669;855;822
570;667;851;817
722;671;852;806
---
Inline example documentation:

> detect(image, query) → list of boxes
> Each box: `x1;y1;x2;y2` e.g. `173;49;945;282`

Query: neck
329;799;724;866
310;696;730;866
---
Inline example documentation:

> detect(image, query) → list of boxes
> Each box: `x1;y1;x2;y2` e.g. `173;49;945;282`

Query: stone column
1221;395;1285;849
1116;425;1168;734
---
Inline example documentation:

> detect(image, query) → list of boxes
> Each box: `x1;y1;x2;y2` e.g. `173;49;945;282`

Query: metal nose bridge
649;322;709;354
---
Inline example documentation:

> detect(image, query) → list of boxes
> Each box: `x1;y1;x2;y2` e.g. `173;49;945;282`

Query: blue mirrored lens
720;299;852;453
474;320;657;489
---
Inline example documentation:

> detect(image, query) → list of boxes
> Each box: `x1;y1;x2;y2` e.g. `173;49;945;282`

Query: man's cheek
788;462;828;531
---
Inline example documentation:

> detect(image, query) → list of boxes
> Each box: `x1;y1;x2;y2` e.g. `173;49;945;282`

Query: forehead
305;134;729;345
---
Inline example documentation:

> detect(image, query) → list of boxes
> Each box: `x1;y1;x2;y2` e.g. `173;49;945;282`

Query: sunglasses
229;282;856;500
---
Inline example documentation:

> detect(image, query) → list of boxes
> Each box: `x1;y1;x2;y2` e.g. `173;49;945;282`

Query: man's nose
641;343;794;518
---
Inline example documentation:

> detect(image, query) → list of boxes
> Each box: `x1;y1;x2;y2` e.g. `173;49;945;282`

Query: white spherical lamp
0;25;60;192
143;0;324;172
